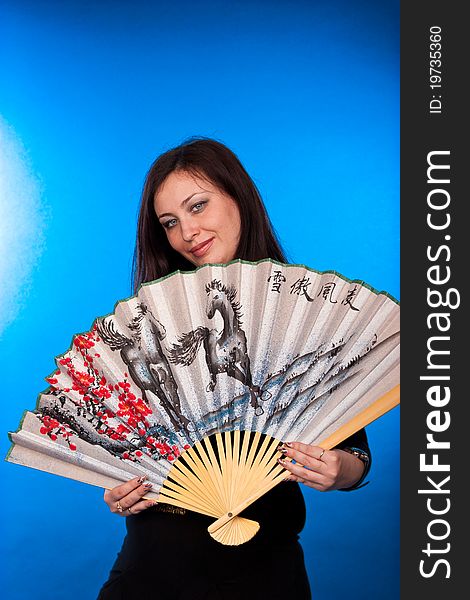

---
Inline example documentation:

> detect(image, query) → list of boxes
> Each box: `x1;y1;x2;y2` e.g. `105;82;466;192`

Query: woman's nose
180;218;200;242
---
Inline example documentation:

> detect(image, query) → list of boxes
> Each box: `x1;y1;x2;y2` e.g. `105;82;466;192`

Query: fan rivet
228;512;233;517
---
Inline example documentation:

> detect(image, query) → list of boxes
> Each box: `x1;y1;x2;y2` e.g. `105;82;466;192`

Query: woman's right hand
104;476;155;517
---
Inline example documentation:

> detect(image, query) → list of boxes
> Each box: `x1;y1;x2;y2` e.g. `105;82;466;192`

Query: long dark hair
132;137;288;292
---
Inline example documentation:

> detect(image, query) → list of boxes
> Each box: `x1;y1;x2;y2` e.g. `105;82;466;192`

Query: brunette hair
131;137;287;292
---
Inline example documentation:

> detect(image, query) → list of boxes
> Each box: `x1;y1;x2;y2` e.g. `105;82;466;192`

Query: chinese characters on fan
268;271;360;311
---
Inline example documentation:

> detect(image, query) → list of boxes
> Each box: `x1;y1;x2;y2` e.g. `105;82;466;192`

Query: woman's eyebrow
158;190;209;219
181;191;204;207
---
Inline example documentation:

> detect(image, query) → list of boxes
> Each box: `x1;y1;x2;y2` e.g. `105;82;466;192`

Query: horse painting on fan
169;280;267;415
7;260;400;546
96;303;191;433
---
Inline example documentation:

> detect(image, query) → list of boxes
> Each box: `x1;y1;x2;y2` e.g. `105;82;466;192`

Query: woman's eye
191;201;206;213
162;218;177;229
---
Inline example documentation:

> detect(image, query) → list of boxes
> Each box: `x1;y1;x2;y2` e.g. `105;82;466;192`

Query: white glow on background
0;116;46;337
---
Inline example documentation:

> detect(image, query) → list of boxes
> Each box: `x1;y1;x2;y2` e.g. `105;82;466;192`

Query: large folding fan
7;259;400;545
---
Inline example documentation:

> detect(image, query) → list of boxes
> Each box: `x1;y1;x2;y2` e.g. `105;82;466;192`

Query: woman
97;137;371;600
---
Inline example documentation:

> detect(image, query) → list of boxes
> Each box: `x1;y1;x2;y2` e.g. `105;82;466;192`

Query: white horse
169;280;265;415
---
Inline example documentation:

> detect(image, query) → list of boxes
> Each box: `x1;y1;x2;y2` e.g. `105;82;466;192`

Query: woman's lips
190;238;215;258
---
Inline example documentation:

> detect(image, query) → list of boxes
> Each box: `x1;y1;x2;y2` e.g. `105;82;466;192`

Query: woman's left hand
278;442;365;491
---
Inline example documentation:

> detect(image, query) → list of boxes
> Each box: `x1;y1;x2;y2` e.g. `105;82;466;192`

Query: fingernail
143;482;153;489
278;457;286;466
286;442;293;448
137;475;147;484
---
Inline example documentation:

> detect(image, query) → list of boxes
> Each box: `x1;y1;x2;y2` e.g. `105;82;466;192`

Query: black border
401;3;466;597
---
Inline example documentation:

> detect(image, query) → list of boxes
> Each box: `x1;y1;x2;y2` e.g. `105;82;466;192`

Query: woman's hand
104;476;155;516
278;442;365;491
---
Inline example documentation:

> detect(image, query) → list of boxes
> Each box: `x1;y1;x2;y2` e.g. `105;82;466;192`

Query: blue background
0;1;399;598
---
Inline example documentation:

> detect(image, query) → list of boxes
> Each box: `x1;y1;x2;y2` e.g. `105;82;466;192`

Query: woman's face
154;170;242;267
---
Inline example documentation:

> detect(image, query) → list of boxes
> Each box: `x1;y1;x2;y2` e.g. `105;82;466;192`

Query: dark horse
96;303;190;432
169;280;266;415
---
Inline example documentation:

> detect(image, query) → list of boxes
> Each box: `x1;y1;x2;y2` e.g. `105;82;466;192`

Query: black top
97;428;370;600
